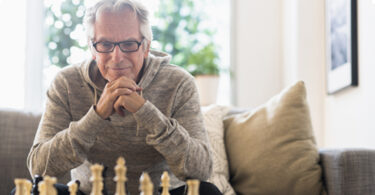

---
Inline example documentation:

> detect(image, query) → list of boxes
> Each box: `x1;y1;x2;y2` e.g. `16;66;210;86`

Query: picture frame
325;0;358;94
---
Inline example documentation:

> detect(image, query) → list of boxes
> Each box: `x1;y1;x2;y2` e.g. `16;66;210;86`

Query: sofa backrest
0;109;41;194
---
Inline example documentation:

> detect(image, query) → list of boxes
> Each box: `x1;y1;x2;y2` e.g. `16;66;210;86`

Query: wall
231;0;283;109
325;0;375;148
232;0;375;148
281;0;326;146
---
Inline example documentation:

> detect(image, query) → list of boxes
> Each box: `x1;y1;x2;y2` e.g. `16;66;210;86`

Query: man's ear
143;40;151;58
90;45;96;60
88;38;96;60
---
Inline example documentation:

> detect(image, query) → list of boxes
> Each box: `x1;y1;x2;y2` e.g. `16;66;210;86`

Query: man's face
91;9;150;82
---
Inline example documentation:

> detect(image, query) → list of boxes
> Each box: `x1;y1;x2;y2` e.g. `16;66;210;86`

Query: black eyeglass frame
92;38;145;53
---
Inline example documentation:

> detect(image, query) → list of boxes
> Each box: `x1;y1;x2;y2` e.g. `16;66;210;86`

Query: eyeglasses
92;38;144;53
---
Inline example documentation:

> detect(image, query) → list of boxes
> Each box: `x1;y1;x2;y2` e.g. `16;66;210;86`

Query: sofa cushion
202;105;236;195
0;109;41;194
224;81;323;195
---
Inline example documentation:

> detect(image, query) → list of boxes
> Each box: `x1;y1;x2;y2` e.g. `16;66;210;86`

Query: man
25;0;220;194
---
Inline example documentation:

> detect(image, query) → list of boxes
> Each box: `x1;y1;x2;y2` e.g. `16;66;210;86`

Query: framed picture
325;0;358;94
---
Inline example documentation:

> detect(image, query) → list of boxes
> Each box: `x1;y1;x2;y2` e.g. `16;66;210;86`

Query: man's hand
114;91;145;115
95;77;141;119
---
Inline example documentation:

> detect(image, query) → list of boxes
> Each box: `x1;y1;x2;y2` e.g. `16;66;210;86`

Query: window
0;0;27;110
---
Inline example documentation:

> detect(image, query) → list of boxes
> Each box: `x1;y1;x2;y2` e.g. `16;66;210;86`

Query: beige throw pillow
224;81;323;195
202;105;236;195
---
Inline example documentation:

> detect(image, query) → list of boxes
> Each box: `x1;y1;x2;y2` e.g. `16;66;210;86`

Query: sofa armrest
319;149;375;195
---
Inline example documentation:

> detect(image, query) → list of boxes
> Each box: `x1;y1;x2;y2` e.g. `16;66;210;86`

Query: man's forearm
27;106;110;178
133;101;213;181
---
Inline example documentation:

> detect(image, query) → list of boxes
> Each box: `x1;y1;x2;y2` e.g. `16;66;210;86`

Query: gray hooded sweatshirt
27;50;213;194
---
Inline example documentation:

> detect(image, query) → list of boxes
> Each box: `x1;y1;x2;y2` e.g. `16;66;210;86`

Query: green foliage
152;0;220;76
45;0;220;76
45;0;87;67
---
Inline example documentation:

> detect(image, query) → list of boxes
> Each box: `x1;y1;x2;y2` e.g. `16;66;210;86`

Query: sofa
1;81;375;195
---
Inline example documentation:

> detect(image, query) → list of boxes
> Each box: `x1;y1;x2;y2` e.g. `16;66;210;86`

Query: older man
24;0;220;194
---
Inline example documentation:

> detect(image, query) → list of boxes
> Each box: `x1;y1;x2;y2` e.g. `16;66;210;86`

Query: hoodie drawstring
136;90;143;136
94;88;98;105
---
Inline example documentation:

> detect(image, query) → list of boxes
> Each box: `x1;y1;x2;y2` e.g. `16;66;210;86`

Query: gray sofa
1;108;375;195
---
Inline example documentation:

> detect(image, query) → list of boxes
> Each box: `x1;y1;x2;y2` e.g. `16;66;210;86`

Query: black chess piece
31;175;44;195
101;165;109;195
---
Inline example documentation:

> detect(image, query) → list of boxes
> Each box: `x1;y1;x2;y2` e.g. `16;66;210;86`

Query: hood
81;50;172;96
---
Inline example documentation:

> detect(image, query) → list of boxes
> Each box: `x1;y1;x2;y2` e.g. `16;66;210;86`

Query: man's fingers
113;88;134;97
109;76;139;91
114;97;125;117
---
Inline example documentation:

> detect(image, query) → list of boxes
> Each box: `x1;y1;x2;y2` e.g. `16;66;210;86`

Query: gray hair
83;0;153;50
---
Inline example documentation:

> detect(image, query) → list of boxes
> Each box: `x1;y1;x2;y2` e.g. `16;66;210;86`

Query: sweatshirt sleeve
133;76;213;181
27;72;111;178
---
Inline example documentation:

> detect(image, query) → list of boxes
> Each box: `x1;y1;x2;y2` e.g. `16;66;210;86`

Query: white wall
231;0;282;109
282;0;326;146
232;0;375;148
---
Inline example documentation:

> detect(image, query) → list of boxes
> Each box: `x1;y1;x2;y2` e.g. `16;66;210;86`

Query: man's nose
111;45;125;63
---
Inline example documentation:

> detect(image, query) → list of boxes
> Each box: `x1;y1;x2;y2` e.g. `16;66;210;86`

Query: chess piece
15;178;32;195
68;181;78;195
139;172;153;195
160;171;170;195
38;176;57;195
101;165;109;195
90;164;104;195
38;181;46;195
186;179;200;195
14;178;24;195
114;157;127;195
32;175;44;195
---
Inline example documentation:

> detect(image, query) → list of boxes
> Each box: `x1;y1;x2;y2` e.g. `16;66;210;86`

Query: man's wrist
93;105;111;121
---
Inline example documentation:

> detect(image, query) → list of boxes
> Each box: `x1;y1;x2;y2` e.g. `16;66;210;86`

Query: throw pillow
202;105;236;195
224;81;323;195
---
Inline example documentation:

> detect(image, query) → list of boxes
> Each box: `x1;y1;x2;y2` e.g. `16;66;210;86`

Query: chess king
22;0;222;194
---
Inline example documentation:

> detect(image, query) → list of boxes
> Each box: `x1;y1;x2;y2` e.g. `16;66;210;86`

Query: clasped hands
95;76;145;119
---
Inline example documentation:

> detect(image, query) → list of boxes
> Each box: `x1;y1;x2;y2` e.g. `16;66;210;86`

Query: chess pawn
68;181;79;195
139;172;153;195
186;180;200;195
114;157;127;195
160;171;170;195
90;164;104;195
38;176;57;195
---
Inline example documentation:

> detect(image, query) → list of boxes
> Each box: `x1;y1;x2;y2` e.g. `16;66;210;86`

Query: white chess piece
25;180;32;195
187;179;200;195
15;178;31;195
114;157;127;195
139;172;153;195
161;171;170;195
38;176;57;195
68;181;78;195
90;164;104;195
